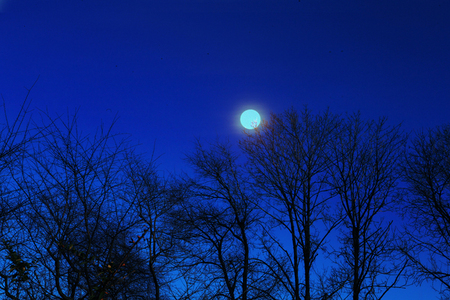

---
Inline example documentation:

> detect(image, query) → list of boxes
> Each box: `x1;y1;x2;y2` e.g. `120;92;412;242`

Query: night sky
1;0;449;298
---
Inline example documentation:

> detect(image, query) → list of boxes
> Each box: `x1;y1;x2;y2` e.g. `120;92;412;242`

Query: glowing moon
240;109;261;129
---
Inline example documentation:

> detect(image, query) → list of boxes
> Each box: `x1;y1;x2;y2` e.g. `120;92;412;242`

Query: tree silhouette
399;125;450;299
0;80;48;299
124;152;188;300
240;107;342;300
0;96;442;300
326;113;408;300
178;140;277;300
10;112;147;299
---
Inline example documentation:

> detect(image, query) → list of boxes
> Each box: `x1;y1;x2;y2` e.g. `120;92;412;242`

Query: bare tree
9;111;147;299
399;125;450;299
0;78;40;232
239;107;342;300
124;152;188;300
326;113;407;300
176;140;275;300
0;79;49;299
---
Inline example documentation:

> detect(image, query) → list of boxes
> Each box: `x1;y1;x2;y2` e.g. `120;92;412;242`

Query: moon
240;109;261;129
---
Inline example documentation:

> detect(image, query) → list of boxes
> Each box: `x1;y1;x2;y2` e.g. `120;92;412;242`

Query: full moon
240;109;261;129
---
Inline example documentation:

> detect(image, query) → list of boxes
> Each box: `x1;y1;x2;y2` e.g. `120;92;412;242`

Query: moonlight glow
240;109;261;129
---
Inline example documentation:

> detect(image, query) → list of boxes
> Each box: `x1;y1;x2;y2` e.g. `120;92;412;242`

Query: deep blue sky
1;0;449;298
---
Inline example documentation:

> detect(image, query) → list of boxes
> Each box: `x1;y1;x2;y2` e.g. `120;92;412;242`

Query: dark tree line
0;91;448;299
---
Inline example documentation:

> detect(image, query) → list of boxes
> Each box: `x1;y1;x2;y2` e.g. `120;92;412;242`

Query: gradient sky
1;0;449;298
